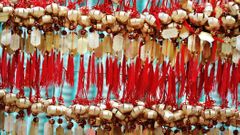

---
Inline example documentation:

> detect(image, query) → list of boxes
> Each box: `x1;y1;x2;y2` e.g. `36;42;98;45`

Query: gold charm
102;35;113;54
45;32;54;52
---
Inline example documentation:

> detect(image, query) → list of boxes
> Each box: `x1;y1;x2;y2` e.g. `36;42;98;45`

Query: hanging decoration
0;0;240;134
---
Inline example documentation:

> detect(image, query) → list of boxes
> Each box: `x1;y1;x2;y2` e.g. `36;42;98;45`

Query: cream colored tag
44;122;53;135
67;33;78;50
222;39;232;55
54;34;60;49
0;111;4;130
78;37;88;55
162;28;179;39
232;49;240;64
113;34;124;52
4;114;14;133
56;125;64;135
198;31;214;43
26;35;35;54
30;121;39;135
1;28;11;45
88;31;99;49
125;40;139;59
66;129;73;135
10;34;20;51
0;12;9;22
236;35;240;51
45;32;54;52
31;29;41;47
60;36;69;54
76;126;84;135
17;119;27;135
179;26;189;39
102;35;113;53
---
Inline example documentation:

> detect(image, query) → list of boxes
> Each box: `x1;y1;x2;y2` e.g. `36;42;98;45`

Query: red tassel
121;56;126;84
91;53;96;85
166;67;176;106
197;63;204;101
219;61;231;107
95;61;104;103
16;52;24;96
136;58;149;101
66;54;74;87
86;55;91;91
30;54;36;88
40;53;48;87
158;62;168;102
111;58;120;99
1;49;8;88
75;55;86;104
9;54;16;91
24;58;31;87
34;54;41;100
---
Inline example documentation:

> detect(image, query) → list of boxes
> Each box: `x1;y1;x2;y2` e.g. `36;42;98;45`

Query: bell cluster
0;89;239;134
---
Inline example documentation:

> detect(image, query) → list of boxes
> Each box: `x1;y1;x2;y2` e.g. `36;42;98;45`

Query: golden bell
100;110;113;121
16;98;31;109
4;93;17;105
31;6;45;18
31;103;44;114
115;11;130;24
158;12;172;24
0;89;6;99
45;3;59;15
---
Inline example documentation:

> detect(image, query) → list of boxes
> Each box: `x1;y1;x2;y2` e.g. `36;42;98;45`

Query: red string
66;54;74;87
86;55;91;91
121;56;126;85
91;53;96;86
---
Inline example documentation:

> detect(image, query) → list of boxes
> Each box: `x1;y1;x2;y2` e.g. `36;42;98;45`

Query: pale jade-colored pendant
4;114;14;134
31;29;41;47
75;126;84;135
88;31;99;49
56;125;64;135
78;37;88;55
60;36;69;54
67;33;78;50
10;34;20;51
113;34;124;52
17;119;27;135
66;129;73;135
1;28;11;45
44;122;53;135
30;121;39;135
0;111;4;130
236;35;240;51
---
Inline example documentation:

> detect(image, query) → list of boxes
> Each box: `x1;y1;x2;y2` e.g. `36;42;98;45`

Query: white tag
232;49;240;64
113;34;123;52
67;33;78;49
10;34;20;51
198;31;214;43
88;31;99;49
179;26;189;39
31;29;41;46
78;37;88;55
162;28;179;39
1;28;11;45
60;36;69;54
236;35;240;51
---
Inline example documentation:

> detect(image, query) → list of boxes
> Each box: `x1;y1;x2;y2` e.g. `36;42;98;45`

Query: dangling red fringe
137;58;149;101
86;55;91;91
91;53;96;85
1;49;8;88
219;61;231;108
95;61;104;103
24;58;31;87
121;56;126;85
66;54;74;87
166;67;176;107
